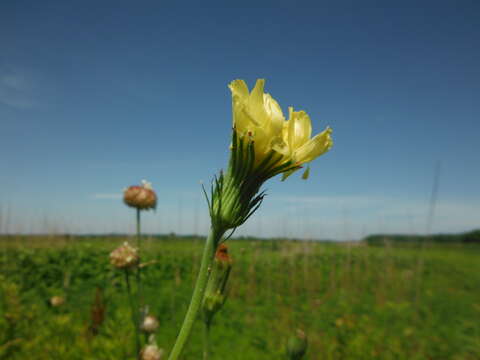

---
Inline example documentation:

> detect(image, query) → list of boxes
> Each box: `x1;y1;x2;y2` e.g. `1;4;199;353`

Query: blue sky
1;0;479;239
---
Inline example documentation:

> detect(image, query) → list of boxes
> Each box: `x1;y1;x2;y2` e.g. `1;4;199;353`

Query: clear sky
1;0;479;240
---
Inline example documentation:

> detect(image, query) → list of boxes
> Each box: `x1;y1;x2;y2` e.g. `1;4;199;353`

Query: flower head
109;242;139;269
50;296;65;307
207;79;333;232
124;180;157;210
229;79;332;180
141;314;159;333
140;344;164;360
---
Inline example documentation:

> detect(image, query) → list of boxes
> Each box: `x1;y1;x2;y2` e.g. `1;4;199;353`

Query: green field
1;236;479;359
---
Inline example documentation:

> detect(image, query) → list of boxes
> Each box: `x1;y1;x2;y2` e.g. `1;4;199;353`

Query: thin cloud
266;194;480;237
270;195;387;209
92;193;123;199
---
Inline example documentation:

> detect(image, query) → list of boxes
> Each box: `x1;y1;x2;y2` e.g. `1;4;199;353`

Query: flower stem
124;269;141;357
203;320;211;360
167;227;224;360
136;208;141;249
135;209;144;308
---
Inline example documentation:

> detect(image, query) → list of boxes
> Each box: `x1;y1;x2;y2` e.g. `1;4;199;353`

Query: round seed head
141;315;159;333
109;242;139;269
141;344;164;360
50;296;65;307
124;181;157;210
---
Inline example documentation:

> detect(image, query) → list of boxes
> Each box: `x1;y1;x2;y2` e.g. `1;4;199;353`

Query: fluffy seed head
124;180;157;210
50;296;65;307
141;344;164;360
141;315;159;333
110;242;139;269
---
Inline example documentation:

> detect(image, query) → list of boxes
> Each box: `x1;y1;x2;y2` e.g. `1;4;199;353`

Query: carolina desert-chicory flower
229;79;332;180
207;79;333;232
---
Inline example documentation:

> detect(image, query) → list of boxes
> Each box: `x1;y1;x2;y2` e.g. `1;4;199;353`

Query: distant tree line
364;229;480;245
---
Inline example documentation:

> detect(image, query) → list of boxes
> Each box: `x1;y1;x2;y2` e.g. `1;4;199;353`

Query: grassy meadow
1;235;479;359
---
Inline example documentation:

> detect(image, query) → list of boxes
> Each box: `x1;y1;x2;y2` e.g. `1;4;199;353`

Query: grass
1;235;479;359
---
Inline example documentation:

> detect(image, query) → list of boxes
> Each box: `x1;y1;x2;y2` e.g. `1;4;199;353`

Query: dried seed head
50;296;65;307
140;344;164;360
109;242;139;269
141;315;159;333
124;180;157;210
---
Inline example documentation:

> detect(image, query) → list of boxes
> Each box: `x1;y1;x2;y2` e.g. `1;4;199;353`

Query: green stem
124;269;141;357
167;227;224;360
135;209;144;309
136;208;141;249
203;321;211;360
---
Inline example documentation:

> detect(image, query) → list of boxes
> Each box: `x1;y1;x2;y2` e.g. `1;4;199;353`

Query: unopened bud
215;243;231;263
202;244;232;324
141;315;159;333
109;242;139;269
124;180;157;210
140;344;164;360
286;329;308;360
50;296;65;307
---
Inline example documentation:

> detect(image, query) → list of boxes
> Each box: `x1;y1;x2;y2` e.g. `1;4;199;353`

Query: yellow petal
288;108;312;151
293;127;333;164
263;93;284;136
247;79;266;127
250;126;270;157
229;80;251;131
234;105;254;135
270;136;289;156
228;79;249;101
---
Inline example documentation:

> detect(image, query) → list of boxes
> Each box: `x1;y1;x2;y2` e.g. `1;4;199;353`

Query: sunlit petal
263;93;284;136
294;127;333;164
228;79;249;101
293;110;312;148
247;79;266;127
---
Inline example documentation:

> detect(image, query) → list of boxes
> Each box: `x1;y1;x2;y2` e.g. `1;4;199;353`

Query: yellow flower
208;79;334;231
229;79;284;163
228;79;333;179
